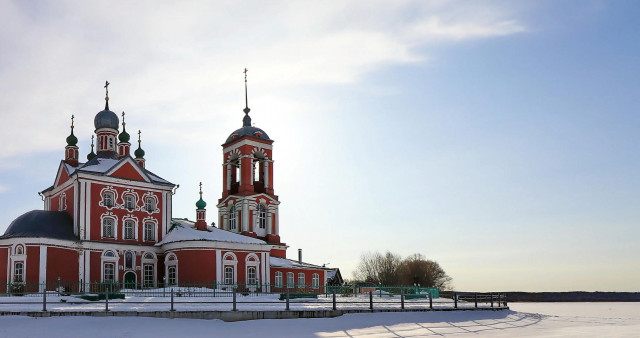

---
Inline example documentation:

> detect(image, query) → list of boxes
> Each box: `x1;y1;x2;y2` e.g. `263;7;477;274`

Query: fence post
400;289;405;310
285;289;290;311
232;289;237;311
105;286;109;312
332;291;336;310
504;293;508;307
474;293;478;308
42;284;47;312
369;291;373;310
490;293;494;308
57;277;61;296
429;291;433;309
454;292;457;309
170;289;175;311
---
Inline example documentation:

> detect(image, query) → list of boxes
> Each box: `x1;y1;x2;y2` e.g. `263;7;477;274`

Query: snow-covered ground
0;302;638;337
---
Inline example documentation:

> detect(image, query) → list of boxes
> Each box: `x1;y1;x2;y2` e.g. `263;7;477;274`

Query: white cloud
0;185;7;194
0;0;526;162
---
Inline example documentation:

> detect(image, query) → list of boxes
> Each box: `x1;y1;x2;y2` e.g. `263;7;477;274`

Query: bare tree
354;251;452;289
398;253;452;289
353;251;402;285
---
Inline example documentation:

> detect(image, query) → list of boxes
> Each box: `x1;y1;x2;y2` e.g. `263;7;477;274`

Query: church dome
94;109;119;130
0;210;78;241
196;197;207;209
119;127;130;143
225;126;271;144
66;130;78;146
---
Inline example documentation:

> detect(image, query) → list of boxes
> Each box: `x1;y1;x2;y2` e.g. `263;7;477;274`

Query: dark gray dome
94;109;119;130
0;210;78;241
225;126;271;144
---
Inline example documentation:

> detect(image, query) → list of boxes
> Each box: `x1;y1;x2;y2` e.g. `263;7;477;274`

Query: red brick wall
0;247;8;285
174;250;216;284
47;247;78;285
26;246;40;284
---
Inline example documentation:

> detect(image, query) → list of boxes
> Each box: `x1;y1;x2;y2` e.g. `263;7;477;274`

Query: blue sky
0;0;638;291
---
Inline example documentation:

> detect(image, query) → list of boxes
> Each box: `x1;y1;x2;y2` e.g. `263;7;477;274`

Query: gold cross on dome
244;68;248;82
104;81;110;96
71;114;75;128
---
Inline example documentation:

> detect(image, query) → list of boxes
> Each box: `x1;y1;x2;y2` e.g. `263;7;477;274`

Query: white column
226;164;231;190
275;207;280;236
85;182;91;239
84;249;91;290
267;212;273;235
39;246;47;291
265;252;271;292
242;200;249;232
264;160;270;188
73;181;79;236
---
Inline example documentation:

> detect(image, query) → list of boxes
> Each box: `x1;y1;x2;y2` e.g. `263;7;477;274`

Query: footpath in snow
0;302;638;337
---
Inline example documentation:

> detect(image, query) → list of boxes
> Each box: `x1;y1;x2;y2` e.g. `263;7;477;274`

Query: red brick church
0;78;335;292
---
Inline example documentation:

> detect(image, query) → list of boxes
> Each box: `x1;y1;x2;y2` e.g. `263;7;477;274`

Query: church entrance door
124;271;136;289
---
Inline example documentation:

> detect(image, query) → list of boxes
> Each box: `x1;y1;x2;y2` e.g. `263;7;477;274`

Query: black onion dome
66;130;78;146
0;210;78;240
119;126;130;142
225;126;271;144
94;109;119;130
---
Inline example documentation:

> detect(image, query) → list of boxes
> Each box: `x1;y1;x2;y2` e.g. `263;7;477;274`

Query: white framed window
142;252;157;288
312;273;320;289
274;271;283;288
287;272;294;288
229;205;237;231
124;220;135;240
247;267;257;286
124;195;135;210
102;218;115;238
15;245;24;255
298;273;305;288
224;267;234;285
14;262;24;283
168;267;177;285
165;253;178;286
103;192;114;207
145;197;155;212
257;204;266;229
144;222;155;241
143;265;154;288
104;263;115;282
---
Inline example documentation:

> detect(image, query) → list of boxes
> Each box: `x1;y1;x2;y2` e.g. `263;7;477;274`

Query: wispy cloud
0;0;526;161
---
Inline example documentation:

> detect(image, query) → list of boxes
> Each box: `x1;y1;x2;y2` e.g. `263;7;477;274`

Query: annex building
0;79;337;292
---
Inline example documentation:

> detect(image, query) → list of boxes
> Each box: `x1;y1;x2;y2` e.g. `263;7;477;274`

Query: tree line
353;251;452;289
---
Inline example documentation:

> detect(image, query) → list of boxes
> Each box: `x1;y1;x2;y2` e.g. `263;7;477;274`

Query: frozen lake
0;302;638;337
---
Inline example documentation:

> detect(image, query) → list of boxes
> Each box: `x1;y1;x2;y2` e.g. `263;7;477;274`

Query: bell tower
217;69;283;250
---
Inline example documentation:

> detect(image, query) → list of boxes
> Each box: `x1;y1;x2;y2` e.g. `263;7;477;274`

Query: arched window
104;250;116;257
229;205;237;231
257;204;267;229
104;263;115;282
103;192;114;207
224;266;234;285
168;266;177;285
143;265;154;288
102;218;115;238
14;262;24;283
287;272;294;288
247;267;257;286
312;273;320;289
15;245;24;255
124;220;135;240
165;253;178;286
145;197;155;212
274;271;283;288
298;273;305;288
144;222;155;241
124;195;135;210
59;193;66;211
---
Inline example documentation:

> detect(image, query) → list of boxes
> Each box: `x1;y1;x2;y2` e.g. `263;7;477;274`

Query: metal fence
0;281;506;313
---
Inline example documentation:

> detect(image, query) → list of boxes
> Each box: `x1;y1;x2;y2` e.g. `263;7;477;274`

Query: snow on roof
79;157;119;173
157;219;267;246
270;256;328;270
63;162;80;175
